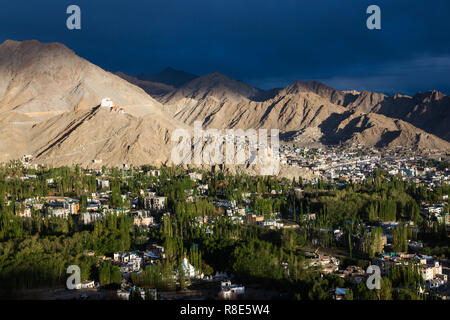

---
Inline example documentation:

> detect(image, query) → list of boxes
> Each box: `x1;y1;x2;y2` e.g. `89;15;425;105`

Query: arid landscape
0;39;449;168
1;1;450;308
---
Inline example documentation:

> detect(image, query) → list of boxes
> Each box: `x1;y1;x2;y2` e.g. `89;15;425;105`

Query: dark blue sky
1;0;449;94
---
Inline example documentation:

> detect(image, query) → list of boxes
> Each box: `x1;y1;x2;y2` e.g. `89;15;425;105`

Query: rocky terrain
0;40;185;166
155;73;450;151
0;39;448;169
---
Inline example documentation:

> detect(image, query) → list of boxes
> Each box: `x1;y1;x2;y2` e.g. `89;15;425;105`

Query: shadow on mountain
259;98;289;124
136;67;198;88
318;111;353;145
249;88;282;102
342;94;359;107
35;105;101;159
280;131;300;141
375;130;401;148
373;93;450;142
376;96;412;118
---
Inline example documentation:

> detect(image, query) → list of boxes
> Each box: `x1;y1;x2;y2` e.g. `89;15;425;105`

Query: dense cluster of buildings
279;145;449;186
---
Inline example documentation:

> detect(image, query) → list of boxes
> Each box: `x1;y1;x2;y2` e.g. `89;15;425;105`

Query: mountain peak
0;39;20;47
0;39;76;67
211;71;225;76
0;39;158;118
197;71;231;82
162;66;176;72
285;80;359;106
175;71;260;100
0;39;72;51
136;67;198;87
413;90;446;102
287;80;336;94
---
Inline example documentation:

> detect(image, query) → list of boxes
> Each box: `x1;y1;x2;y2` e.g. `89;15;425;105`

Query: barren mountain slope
157;73;450;151
1;39;449;168
368;91;450;141
0;122;32;163
323;87;450;142
0;40;163;122
161;72;262;104
322;111;450;151
0;40;186;166
161;73;346;131
287;80;359;107
28;106;189;168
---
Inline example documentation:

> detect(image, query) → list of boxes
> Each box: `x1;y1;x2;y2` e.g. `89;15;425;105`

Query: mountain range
0;40;449;169
136;67;198;88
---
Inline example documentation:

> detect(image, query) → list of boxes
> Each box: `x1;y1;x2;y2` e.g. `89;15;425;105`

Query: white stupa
101;97;114;108
182;253;196;279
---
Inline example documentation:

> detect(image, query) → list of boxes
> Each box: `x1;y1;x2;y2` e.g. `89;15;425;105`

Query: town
0;145;448;300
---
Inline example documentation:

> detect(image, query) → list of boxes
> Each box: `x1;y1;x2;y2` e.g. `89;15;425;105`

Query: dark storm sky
1;0;449;94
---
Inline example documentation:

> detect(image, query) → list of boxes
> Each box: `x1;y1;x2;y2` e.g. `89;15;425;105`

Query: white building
19;206;32;218
133;211;154;227
188;172;203;182
117;290;130;300
82;212;103;225
182;253;201;279
101;98;114;108
49;207;70;218
145;196;166;211
421;261;442;281
219;280;245;300
96;179;110;189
